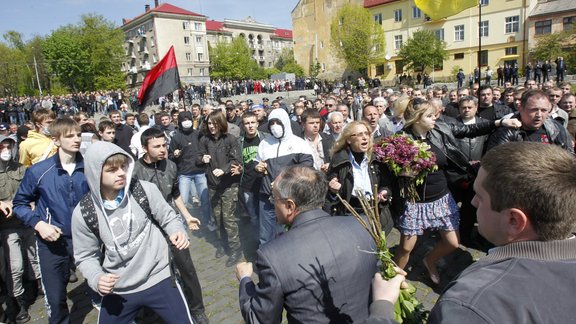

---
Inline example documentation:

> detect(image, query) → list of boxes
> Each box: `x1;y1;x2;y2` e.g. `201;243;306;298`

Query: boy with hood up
254;109;314;245
72;141;192;323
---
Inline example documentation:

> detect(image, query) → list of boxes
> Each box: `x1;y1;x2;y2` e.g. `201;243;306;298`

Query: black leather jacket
424;119;496;175
486;114;574;153
326;149;394;234
453;116;489;162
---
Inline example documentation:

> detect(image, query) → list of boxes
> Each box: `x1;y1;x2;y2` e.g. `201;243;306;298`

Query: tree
330;4;386;73
282;62;305;77
530;29;576;68
398;30;447;73
309;61;321;78
43;14;124;92
0;31;32;96
209;37;255;79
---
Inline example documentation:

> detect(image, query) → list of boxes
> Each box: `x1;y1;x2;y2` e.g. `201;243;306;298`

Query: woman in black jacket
326;120;394;234
394;99;519;284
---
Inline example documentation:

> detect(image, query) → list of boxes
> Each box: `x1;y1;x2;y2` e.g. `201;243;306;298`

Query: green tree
282;62;305;77
209;37;255;79
398;30;447;72
43;14;124;92
274;48;295;70
309;61;321;78
530;29;576;69
0;31;31;96
330;4;386;73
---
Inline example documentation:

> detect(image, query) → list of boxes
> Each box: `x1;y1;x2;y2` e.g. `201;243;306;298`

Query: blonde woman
394;99;520;284
326;121;394;234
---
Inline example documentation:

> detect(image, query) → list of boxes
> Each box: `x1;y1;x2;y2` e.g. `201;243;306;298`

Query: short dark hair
477;84;493;95
98;120;114;133
141;127;166;147
275;166;328;213
300;108;321;123
521;89;550;109
137;113;149;126
481;142;576;240
241;111;257;121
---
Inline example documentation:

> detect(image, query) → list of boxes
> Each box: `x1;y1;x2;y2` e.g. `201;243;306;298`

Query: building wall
206;19;293;70
122;13;210;89
292;0;363;80
527;12;576;53
367;0;532;83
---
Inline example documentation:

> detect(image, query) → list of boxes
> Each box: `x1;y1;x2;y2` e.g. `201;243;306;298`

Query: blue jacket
13;151;89;238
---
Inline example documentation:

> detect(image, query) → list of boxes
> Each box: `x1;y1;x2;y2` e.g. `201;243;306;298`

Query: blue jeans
241;190;259;228
179;173;212;224
258;194;284;246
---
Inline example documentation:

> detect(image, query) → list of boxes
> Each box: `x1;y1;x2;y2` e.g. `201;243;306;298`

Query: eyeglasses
326;104;334;107
268;194;287;205
350;131;370;138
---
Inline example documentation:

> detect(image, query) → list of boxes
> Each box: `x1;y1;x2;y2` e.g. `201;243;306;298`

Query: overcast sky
1;0;299;41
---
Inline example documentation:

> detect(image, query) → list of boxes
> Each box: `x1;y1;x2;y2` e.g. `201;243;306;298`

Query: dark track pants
37;236;73;324
99;278;191;324
172;246;205;315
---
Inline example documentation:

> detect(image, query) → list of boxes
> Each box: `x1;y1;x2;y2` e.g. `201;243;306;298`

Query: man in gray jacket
429;142;576;323
72;141;192;323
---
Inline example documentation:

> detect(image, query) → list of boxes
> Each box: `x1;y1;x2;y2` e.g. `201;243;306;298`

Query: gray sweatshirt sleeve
141;181;188;238
71;204;106;293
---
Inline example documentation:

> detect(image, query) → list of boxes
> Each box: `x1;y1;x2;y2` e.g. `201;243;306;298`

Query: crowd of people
0;72;573;323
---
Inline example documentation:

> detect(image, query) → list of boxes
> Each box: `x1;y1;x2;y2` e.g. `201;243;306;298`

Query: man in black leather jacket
487;89;574;153
476;85;512;121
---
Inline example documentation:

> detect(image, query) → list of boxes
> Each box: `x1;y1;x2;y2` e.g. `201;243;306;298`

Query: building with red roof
121;1;210;88
205;16;293;69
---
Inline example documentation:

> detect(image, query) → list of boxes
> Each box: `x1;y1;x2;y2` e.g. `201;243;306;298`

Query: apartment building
121;2;210;88
365;0;536;82
205;17;293;69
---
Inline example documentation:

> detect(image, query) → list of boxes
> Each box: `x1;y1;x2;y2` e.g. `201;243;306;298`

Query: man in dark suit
235;166;377;323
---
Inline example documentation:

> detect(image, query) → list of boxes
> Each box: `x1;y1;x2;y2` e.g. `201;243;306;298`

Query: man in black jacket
109;110;135;156
487;89;574;153
169;111;215;231
476;85;512;121
132;127;208;324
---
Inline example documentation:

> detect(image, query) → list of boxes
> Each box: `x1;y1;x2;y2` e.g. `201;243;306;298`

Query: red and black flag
138;45;180;110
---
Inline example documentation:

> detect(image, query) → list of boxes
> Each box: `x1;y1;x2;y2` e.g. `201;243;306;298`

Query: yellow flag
415;0;478;20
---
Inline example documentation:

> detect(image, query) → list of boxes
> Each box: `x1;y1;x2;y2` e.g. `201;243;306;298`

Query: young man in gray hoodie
72;141;192;323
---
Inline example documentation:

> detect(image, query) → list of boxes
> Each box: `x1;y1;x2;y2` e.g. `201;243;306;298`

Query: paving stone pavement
24;203;486;323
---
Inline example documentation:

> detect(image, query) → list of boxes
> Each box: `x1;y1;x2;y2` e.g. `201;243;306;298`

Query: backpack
78;179;177;284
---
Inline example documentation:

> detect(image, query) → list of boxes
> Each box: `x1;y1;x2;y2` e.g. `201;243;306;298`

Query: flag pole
477;0;482;73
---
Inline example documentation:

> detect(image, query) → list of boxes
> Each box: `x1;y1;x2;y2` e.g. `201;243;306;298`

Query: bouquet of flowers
337;190;426;323
373;133;438;202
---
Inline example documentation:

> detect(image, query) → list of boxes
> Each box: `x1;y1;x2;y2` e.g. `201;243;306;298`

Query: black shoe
191;312;209;324
37;279;45;297
215;246;226;259
69;270;78;283
226;249;244;267
15;296;30;323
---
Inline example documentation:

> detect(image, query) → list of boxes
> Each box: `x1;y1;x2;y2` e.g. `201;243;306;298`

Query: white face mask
181;120;193;129
0;151;11;162
270;124;284;139
42;126;50;136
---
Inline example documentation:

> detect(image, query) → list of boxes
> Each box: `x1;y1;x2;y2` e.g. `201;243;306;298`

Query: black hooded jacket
169;111;204;175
